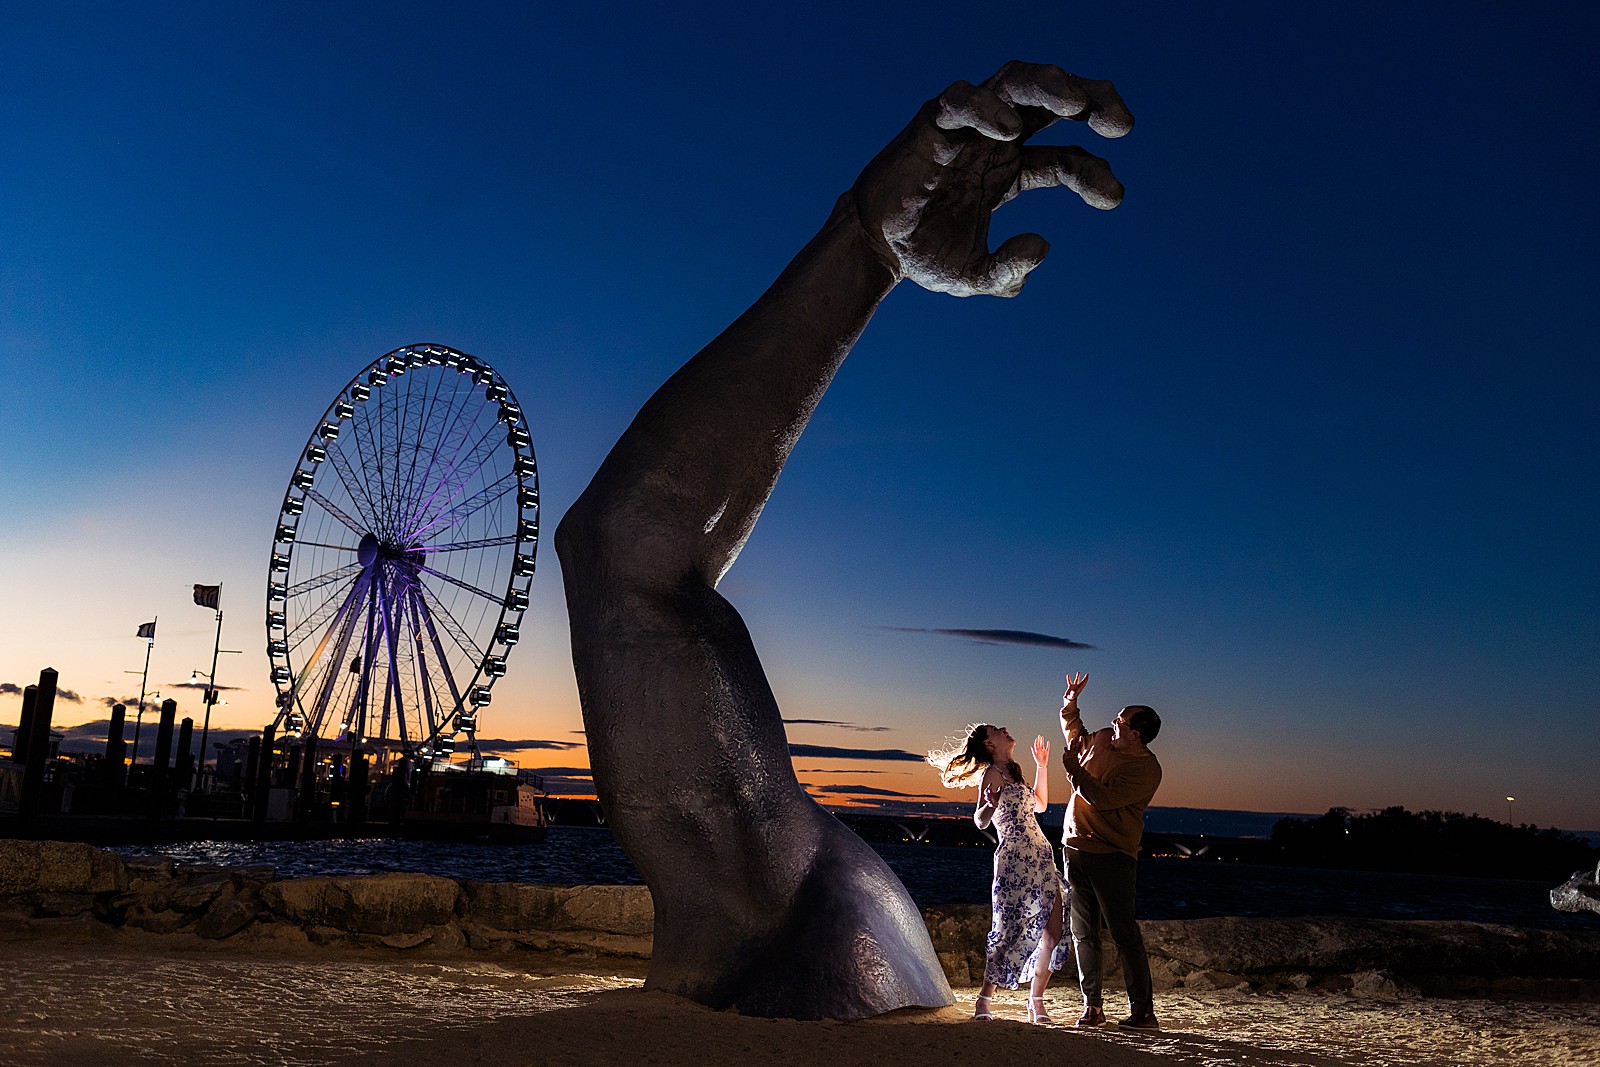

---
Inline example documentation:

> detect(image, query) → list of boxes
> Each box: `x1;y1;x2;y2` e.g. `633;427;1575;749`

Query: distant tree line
1270;806;1598;880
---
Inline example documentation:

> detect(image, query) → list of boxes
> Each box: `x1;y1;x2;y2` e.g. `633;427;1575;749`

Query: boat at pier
398;757;548;844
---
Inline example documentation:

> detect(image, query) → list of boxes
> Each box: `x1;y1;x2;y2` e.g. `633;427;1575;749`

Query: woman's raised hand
1031;735;1051;766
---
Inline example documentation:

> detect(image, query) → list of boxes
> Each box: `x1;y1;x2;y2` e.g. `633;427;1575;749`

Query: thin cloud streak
881;627;1097;650
788;743;924;763
166;680;241;691
475;738;584;752
796;768;887;774
808;783;930;798
30;721;260;753
783;717;891;732
0;682;84;702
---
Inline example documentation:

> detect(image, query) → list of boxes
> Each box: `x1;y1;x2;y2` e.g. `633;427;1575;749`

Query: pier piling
13;685;36;764
250;725;275;822
296;735;318;821
243;736;260;815
104;704;127;793
149;698;177;818
18;669;59;819
176;717;195;794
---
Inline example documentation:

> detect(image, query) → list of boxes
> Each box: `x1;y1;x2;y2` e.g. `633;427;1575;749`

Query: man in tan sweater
1058;672;1163;1030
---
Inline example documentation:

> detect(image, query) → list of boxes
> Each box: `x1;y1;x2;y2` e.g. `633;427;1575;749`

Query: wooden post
13;685;36;763
349;752;369;827
149;698;177;818
243;736;261;815
296;735;318;822
250;725;275;822
19;669;58;819
104;704;128;794
175;717;195;797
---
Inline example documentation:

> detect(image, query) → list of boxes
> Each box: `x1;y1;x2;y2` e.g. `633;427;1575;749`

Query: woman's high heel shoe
973;994;995;1020
1028;996;1054;1025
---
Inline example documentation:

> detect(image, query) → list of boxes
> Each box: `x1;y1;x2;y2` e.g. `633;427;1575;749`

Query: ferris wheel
265;343;537;760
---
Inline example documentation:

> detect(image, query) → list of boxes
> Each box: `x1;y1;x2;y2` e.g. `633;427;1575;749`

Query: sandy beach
3;939;1596;1067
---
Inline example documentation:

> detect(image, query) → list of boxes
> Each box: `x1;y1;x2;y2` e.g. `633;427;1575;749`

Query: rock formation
1552;864;1600;916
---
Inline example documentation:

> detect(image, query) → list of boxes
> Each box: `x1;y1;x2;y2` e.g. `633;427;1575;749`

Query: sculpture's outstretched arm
556;61;1131;1021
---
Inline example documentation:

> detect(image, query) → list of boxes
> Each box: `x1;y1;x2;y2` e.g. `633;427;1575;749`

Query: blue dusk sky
1;2;1595;829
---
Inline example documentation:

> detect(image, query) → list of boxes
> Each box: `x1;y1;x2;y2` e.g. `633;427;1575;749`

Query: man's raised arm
1059;670;1092;754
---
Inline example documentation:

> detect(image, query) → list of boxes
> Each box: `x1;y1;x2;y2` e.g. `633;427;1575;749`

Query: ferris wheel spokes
331;423;384;532
379;354;467;541
414;581;488;665
423;535;519;555
297;576;370;739
302;486;368;537
396;372;481;532
281;569;362;647
402;422;507;541
376;569;413;746
411;585;467;737
407;468;518;545
405;590;446;745
416;564;505;606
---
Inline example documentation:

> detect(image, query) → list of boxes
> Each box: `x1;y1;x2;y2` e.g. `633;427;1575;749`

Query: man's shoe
1117;1011;1160;1031
1075;1006;1106;1027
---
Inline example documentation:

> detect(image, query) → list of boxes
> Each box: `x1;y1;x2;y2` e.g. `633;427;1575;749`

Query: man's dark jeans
1064;845;1153;1014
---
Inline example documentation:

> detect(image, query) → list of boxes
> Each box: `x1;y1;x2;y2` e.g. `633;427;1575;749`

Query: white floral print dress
985;778;1069;987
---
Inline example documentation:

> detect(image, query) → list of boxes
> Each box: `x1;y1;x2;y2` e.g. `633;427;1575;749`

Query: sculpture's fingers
986;61;1087;124
933;79;1023;142
1015;145;1125;211
1071;76;1135;138
975;232;1050;298
985;61;1134;139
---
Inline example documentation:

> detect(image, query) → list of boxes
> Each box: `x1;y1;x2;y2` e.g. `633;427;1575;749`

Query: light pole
187;657;239;793
125;620;156;766
1506;796;1515;825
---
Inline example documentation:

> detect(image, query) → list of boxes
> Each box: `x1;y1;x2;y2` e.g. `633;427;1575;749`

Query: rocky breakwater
0;839;653;960
912;909;1599;1002
3;840;1597;1001
1552;864;1600;916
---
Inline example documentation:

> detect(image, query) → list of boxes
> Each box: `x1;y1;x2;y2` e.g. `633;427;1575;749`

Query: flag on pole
193;584;221;610
136;621;157;640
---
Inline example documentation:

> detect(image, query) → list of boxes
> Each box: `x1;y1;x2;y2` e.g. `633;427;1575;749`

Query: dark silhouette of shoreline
1271;806;1598;881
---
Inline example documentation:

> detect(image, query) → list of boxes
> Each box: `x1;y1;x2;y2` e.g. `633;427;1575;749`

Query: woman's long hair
927;723;1022;789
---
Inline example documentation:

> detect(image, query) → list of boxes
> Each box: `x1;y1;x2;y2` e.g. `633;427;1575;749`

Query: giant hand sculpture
555;61;1131;1020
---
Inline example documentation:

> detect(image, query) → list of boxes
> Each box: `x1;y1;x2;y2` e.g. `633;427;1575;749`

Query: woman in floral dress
929;723;1069;1023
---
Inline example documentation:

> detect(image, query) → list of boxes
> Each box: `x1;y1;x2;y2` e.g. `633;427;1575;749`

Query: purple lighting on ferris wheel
265;345;538;761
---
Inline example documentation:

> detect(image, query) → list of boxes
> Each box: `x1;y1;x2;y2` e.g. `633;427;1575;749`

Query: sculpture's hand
851;60;1133;298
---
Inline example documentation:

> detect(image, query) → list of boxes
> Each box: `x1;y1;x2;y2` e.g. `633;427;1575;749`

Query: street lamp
185;654;240;792
1506;796;1515;825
